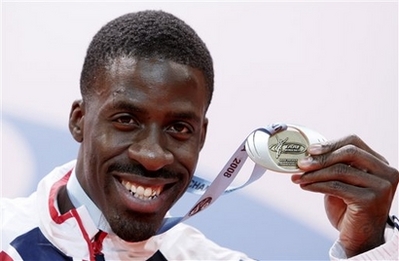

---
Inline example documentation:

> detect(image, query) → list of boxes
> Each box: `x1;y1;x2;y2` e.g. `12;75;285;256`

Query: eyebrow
111;100;145;114
111;100;202;123
166;111;202;124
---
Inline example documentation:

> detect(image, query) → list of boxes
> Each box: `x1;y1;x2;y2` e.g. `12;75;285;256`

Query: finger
297;144;399;186
307;134;389;164
294;163;391;189
295;167;394;214
298;178;392;219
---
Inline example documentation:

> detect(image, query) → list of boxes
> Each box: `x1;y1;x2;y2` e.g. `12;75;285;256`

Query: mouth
121;179;163;201
111;169;181;214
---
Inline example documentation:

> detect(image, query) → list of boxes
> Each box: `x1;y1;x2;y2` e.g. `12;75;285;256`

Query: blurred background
2;1;398;260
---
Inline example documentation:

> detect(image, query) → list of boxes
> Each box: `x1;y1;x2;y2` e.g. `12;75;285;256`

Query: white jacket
1;161;398;260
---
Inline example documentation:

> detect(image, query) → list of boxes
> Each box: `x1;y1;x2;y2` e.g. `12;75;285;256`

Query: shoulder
1;193;39;225
1;161;76;252
1;193;39;248
158;222;252;260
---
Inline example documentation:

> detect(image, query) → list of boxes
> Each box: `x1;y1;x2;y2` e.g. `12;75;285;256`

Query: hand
291;134;399;257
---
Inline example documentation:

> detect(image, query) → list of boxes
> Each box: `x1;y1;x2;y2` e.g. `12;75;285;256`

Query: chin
109;212;163;242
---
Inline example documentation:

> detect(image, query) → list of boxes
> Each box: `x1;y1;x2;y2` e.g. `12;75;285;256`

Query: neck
57;185;75;214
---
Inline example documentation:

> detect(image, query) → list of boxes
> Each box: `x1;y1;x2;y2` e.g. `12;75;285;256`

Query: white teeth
144;187;152;197
137;186;144;195
121;180;162;200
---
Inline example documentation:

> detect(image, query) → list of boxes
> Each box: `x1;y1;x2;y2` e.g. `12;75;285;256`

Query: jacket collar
66;167;113;234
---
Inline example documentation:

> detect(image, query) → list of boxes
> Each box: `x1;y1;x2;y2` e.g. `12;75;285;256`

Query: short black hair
80;10;214;108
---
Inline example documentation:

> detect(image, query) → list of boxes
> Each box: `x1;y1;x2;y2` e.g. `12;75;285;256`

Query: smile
121;179;163;201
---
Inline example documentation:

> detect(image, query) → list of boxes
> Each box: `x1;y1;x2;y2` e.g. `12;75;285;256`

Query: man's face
70;57;208;242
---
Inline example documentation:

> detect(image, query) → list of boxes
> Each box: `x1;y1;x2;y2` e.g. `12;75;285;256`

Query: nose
128;127;174;171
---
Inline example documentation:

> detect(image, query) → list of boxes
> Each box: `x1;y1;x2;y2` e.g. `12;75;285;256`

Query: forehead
106;57;200;88
89;57;208;113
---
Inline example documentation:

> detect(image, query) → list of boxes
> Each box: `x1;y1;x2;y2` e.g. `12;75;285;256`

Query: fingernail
308;143;323;154
298;156;313;167
291;174;302;184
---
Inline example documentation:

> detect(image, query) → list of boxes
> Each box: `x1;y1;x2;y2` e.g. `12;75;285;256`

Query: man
1;10;398;260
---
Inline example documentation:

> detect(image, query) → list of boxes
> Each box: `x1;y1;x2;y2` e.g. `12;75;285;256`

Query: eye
112;114;139;130
116;115;135;124
167;122;192;135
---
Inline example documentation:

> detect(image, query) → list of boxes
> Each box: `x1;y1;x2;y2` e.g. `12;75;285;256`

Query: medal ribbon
157;124;288;234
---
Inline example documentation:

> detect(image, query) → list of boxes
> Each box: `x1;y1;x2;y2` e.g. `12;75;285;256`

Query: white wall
2;1;398;259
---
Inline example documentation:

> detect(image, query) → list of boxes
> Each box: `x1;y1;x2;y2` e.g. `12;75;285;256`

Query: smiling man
67;56;209;243
1;10;398;261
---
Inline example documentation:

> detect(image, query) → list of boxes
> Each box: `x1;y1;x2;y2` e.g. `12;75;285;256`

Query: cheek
83;122;125;159
172;142;200;177
83;131;107;163
80;124;121;186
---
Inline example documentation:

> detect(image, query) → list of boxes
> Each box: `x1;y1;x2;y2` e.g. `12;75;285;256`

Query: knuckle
316;153;329;167
369;178;395;203
329;180;345;191
391;168;399;183
331;163;350;177
343;144;359;159
379;179;393;193
347;134;361;144
387;167;399;186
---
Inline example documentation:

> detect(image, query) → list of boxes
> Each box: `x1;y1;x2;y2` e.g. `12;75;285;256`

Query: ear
69;99;85;143
199;117;208;150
